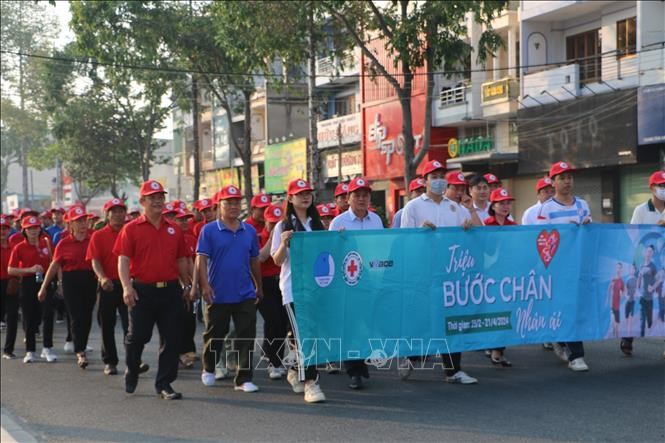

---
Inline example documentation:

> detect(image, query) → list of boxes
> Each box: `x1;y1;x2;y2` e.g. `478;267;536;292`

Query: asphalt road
1;317;664;442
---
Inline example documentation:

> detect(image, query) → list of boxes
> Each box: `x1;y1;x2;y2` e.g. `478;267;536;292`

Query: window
335;94;356;117
566;29;602;83
617;17;636;57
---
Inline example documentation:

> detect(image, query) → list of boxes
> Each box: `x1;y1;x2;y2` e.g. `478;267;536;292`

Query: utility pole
307;1;321;189
189;0;201;200
337;123;342;180
18;1;29;207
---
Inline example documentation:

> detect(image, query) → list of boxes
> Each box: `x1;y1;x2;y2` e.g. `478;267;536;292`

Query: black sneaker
348;375;364;390
104;364;118;375
2;352;16;360
620;339;633;356
138;362;150;374
125;369;138;394
157;385;182;400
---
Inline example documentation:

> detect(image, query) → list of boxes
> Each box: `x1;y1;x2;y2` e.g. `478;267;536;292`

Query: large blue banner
290;224;664;366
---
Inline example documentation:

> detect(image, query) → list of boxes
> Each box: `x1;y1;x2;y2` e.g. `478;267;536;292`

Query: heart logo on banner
536;229;560;268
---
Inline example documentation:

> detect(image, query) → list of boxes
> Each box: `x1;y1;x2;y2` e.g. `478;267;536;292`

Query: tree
322;0;507;191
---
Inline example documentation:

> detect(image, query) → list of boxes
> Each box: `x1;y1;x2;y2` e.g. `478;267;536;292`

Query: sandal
490;356;512;367
77;352;88;369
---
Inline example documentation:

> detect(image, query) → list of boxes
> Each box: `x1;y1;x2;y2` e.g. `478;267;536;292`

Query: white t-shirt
536;197;592;225
400;194;471;228
521;201;542;225
270;216;312;306
630;200;665;224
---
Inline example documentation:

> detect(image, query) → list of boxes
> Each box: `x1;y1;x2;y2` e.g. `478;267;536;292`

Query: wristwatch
182;284;192;292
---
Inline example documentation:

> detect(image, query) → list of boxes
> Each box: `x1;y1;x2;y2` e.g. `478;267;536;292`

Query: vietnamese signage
317;113;361;149
264;138;308;193
482;79;511;102
448;136;494;158
323;150;363;178
637;83;665;145
517;89;637;174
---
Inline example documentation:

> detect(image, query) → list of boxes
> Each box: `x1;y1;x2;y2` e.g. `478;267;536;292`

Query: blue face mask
429;179;448;195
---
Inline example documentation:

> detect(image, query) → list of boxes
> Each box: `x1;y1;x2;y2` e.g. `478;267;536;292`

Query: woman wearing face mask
39;206;97;369
271;179;327;403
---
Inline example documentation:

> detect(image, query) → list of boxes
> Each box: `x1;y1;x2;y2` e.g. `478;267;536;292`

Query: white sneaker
41;348;57;363
268;366;285;380
201;371;216;386
23;352;35;363
63;341;74;353
552;343;569;363
445;370;478;384
398;359;413;380
85;346;94;353
234;382;259;392
304;380;326;403
287;369;305;394
214;366;229;380
568;357;589;372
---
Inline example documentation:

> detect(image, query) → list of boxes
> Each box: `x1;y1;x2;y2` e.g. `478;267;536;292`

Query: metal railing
440;84;469;107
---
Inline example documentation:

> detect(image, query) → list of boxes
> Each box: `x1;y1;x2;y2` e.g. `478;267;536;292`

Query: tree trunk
242;90;253;205
191;75;201;200
307;1;321;189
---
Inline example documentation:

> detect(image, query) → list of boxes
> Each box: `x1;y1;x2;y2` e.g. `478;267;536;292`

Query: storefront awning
446;152;518;169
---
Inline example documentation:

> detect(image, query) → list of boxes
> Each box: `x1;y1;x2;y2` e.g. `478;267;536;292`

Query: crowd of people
0;161;663;403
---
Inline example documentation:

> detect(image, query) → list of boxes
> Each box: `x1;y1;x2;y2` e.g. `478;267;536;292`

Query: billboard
637;83;665;145
264;138;308;193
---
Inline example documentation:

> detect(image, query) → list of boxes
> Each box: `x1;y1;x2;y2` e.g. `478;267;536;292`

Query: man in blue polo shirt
195;184;263;393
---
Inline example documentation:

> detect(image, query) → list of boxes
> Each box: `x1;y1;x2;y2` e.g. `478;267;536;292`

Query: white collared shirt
329;208;384;231
270;216;312;305
473;201;490;222
400;194;471;228
630;199;665;224
521;201;542;225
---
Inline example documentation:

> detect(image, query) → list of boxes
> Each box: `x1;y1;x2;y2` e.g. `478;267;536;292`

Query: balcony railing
440;84;469;107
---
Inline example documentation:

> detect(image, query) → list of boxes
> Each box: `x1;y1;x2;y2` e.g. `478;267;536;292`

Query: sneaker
619;339;633;356
201;371;216;386
214;366;229;380
304;380;326;403
23;352;35;363
325;362;341;374
568;357;589;372
85;346;94;353
3;352;16;360
41;347;57;363
542;342;554;351
104;364;118;375
445;370;478;384
552;343;569;363
268;366;286;380
234;382;259;393
0;321;5;330
287;369;305;394
398;359;413;380
63;341;74;353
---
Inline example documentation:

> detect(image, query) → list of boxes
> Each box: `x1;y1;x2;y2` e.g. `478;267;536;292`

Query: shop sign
323;150;363;178
317;113;361;149
482;78;510;102
448;136;494;158
264;138;308;193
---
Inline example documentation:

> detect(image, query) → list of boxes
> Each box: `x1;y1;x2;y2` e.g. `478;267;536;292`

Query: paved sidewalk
1;408;38;443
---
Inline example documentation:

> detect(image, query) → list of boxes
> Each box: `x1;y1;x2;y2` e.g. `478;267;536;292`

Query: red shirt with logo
1;243;12;280
258;229;280;278
53;235;92;271
113;215;188;283
9;231;51;250
184;232;197;259
8;240;51;276
86;224;122;280
483;216;518;226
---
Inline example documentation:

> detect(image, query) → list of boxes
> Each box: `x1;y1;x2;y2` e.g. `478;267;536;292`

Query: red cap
170;200;187;211
316;204;334;218
422;160;446;177
327;202;338;211
0;216;10;228
334;182;349;197
549;161;576;178
19;208;39;219
264;204;284;223
490;188;515;202
484;173;501;185
648;171;665;187
194;198;214;211
10;209;20;218
139;179;167;197
446;171;467;186
50;207;65;214
175;208;193;219
103;198;127;213
409;178;426;192
287;179;313;195
348;177;371;193
217;185;242;200
21;215;41;229
40;211;51;218
536;177;554;192
162;202;178;215
128;207;141;215
87;211;100;220
250;193;271;208
66;205;88;222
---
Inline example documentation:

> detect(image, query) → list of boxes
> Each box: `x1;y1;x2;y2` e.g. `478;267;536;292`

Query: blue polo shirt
46;224;63;239
196;219;259;304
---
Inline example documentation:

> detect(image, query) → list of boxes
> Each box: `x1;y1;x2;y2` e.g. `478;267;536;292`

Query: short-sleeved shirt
45;224;63;239
245;217;265;233
271;216;313;305
473;202;490;223
193;220;212;239
625;276;637;301
391;208;404;229
610;277;625;310
258;229;280;278
113;215;188;283
9;231;51;250
52;229;69;246
521;201;542;225
53;235;92;272
329;208;384;231
184;232;197;259
400;194;471;228
630;199;665;224
536;197;592;225
1;243;13;280
86;224;122;280
638;261;657;300
8;240;51;276
196;219;259;304
484;216;518;226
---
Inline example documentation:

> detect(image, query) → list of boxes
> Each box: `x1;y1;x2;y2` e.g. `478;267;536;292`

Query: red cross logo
347;259;358;277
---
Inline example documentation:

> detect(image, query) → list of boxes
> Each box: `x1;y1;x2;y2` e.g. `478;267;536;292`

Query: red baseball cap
40;211;51;218
484;173;501;185
409;178;426;192
287;179;313;195
327;202;337;211
264;204;284;223
316;204;334;218
66;205;88;222
18;208;39;219
50;207;65;214
536;177;554;192
162;202;178;215
139;179;167;197
217;185;242;200
490;188;515;202
348;177;371;193
549;161;576;179
422;160;446;177
0;216;10;228
21;215;41;229
175;208;193;219
250;193;271;208
446;171;467;186
648;171;665;187
334;182;349;197
195;198;215;211
170;200;187;211
103;198;127;213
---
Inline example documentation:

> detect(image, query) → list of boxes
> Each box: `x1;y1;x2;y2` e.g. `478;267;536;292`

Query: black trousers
97;280;128;365
62;270;97;354
180;299;196;355
345;359;369;378
2;279;20;354
202;299;257;386
125;282;183;391
19;277;55;352
257;276;288;368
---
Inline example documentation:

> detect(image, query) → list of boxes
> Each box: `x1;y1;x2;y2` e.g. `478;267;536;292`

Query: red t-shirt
86;224;122;280
193;220;206;239
1;243;12;280
8;240;51;276
245;217;265;233
184;232;197;259
611;277;625;311
258;229;280;278
53;235;92;271
9;231;51;250
113;215;188;283
483;216;518;226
